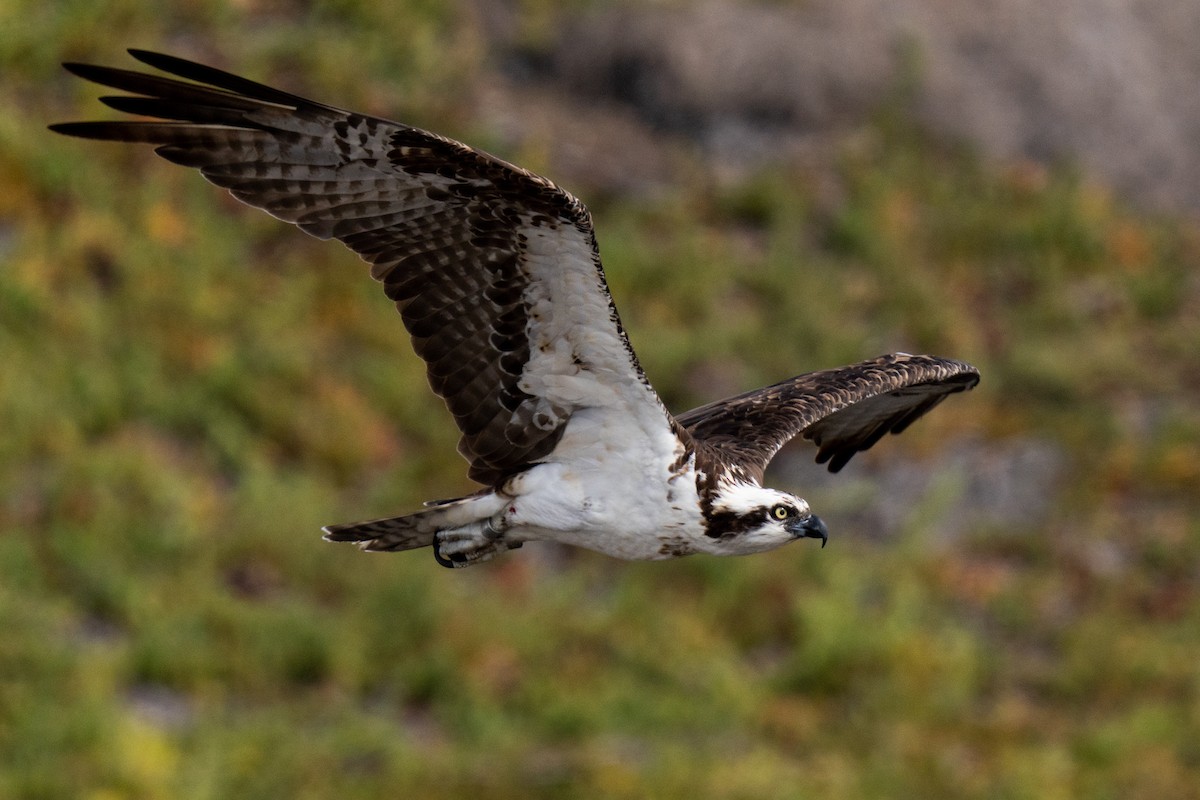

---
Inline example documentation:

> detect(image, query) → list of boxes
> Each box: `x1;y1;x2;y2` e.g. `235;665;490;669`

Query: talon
432;526;514;568
432;536;465;569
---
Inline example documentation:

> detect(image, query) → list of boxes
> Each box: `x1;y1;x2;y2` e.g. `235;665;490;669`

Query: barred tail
321;492;505;552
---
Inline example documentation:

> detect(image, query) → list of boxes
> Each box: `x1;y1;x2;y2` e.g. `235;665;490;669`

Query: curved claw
431;529;521;569
432;536;464;569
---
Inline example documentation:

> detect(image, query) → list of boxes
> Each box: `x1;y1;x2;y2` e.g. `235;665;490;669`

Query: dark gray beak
788;514;829;548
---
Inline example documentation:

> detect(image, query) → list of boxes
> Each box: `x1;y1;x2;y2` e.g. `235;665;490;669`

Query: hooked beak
787;514;829;548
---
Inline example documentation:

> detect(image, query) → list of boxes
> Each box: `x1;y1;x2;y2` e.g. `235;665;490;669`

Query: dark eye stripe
704;501;795;539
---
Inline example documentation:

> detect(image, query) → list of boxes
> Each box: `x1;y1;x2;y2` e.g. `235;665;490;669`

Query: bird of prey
51;50;980;568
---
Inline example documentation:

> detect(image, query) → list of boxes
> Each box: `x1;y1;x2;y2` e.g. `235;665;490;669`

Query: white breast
502;406;706;560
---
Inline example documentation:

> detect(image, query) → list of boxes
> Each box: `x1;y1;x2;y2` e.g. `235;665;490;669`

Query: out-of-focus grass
3;4;1199;799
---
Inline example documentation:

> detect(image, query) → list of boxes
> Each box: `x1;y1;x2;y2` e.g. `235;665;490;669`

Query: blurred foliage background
3;1;1199;798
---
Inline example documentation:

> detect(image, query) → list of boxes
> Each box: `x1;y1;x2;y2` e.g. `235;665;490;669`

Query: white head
699;482;828;556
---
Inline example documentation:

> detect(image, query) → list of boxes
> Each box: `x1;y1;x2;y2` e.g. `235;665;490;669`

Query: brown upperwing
678;353;980;482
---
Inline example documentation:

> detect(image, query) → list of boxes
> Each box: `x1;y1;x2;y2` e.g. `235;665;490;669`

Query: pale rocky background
473;0;1200;211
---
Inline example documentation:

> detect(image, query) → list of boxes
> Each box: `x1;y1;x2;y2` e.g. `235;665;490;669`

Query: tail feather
322;514;436;552
322;492;505;552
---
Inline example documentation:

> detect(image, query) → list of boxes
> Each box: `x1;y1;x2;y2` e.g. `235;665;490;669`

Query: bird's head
700;482;828;555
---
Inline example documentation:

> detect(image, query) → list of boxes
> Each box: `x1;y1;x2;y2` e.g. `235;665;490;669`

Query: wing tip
808;354;981;473
124;48;210;79
126;47;162;63
48;121;113;140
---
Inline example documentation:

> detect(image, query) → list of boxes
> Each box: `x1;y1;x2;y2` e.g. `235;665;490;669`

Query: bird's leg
432;514;518;568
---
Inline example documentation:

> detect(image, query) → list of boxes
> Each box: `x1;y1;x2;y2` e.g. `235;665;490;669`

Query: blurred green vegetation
3;2;1199;798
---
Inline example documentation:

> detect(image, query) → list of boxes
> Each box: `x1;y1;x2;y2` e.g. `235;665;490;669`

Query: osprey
51;50;980;568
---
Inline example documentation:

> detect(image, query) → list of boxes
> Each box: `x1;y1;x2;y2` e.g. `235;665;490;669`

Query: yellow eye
771;505;790;520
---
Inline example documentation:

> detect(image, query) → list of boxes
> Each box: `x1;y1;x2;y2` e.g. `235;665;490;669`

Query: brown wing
51;50;672;486
678;353;980;481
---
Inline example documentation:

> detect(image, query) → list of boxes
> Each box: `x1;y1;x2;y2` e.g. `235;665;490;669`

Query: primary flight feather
51;50;980;568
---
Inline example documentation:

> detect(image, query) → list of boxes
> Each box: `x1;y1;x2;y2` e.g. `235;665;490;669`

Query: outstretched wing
51;50;676;486
678;353;980;480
